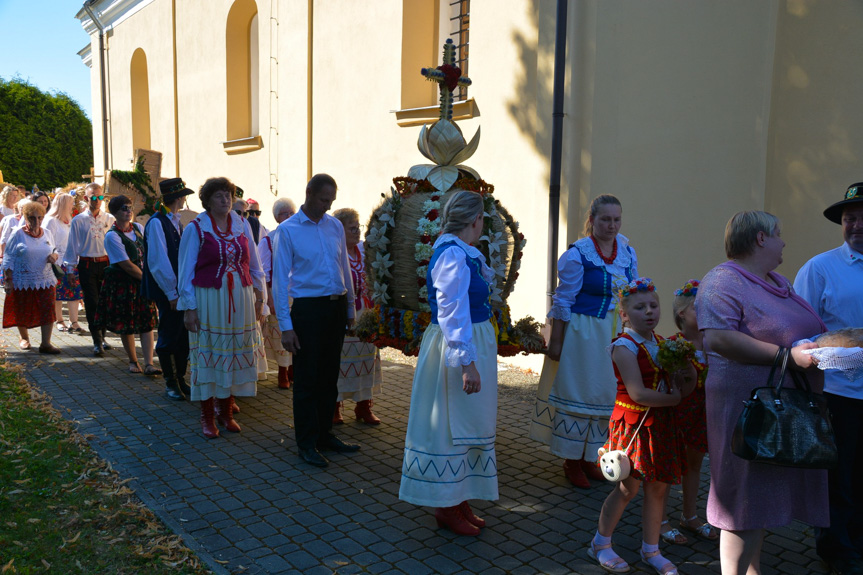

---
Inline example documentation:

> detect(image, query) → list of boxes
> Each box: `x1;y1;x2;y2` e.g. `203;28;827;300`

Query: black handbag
731;347;838;469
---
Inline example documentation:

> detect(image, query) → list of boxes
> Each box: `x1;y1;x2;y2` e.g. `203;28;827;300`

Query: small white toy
598;448;632;482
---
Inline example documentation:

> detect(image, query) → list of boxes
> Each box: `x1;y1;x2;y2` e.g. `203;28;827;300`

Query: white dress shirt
146;212;183;301
272;208;355;332
258;226;279;284
63;209;115;266
104;223;144;264
794;242;863;399
177;212;266;311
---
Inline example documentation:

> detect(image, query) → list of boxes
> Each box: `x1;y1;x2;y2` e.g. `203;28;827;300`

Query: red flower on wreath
421;234;432;244
417;277;427;287
437;64;463;92
426;209;439;221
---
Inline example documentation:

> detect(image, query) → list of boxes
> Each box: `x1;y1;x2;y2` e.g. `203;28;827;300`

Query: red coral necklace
591;235;617;265
212;213;232;239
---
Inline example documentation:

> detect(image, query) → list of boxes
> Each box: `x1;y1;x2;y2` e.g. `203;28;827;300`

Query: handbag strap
769;347;790;391
623;406;651;456
774;347;814;394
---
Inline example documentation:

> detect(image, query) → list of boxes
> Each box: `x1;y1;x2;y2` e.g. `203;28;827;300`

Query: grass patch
0;361;212;574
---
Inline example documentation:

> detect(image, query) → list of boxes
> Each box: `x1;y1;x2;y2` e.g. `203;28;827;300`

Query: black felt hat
159;178;194;204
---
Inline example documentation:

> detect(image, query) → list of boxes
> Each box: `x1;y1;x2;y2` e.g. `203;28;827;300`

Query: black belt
295;294;346;302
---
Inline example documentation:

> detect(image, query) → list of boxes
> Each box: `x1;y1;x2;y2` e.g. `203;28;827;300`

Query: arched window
226;0;259;141
130;48;151;150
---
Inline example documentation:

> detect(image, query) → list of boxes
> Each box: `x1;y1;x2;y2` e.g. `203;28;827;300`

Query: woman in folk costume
92;195;159;374
178;177;267;439
530;194;638;488
399;190;498;537
332;207;383;425
257;197;296;389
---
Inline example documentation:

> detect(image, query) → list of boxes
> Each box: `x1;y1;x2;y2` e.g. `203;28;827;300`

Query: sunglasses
89;195;104;201
235;209;248;217
247;210;261;216
118;205;133;212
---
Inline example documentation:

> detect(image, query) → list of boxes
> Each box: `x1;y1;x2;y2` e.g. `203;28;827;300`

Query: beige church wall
566;1;779;335
101;0;177;177
765;0;863;280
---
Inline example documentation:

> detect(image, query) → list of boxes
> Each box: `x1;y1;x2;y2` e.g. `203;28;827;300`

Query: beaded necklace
591;235;618;265
211;213;233;239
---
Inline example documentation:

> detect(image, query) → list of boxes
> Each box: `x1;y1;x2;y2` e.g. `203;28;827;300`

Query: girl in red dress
659;280;719;545
589;278;691;575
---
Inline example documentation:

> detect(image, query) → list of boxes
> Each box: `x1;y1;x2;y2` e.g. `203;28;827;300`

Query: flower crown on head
675;279;700;297
618;277;656;299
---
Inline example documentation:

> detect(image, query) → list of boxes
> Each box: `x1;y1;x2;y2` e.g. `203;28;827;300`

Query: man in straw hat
794;182;863;575
142;178;195;401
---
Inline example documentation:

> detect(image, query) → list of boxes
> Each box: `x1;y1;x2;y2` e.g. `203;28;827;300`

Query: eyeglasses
247;210;261;216
89;195;104;201
118;205;133;212
235;210;248;217
348;224;365;234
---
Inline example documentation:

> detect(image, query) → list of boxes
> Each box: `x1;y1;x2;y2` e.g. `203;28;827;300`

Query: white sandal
659;520;688;545
641;548;678;575
587;540;630;573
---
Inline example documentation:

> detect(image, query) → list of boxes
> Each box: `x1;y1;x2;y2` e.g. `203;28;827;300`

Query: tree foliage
0;77;93;189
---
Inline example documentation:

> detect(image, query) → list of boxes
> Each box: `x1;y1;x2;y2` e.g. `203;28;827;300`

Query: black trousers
290;295;348;451
77;259;107;346
155;300;189;383
817;392;863;562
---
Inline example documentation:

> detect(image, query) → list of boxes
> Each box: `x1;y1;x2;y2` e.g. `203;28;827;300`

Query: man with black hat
795;183;863;575
142;178;194;401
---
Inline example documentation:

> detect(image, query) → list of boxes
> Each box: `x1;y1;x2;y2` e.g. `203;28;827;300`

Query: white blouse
43;215;71;263
104;223;144;264
2;228;57;290
550;233;638;321
431;234;495;367
177;212;266;311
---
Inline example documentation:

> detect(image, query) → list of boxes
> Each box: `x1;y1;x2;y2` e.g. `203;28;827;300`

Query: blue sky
0;0;93;118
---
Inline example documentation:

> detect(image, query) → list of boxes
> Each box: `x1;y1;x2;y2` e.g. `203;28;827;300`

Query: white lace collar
434;233;495;281
576;233;633;268
196;211;245;238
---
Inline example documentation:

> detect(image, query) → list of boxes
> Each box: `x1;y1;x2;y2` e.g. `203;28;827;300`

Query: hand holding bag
731;347;838;469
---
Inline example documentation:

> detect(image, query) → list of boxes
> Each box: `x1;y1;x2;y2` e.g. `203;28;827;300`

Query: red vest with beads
611;331;666;426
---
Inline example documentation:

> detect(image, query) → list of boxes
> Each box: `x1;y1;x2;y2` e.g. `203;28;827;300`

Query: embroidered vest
611;331;666;426
189;219;252;289
428;241;492;325
569;240;637;319
141;211;181;304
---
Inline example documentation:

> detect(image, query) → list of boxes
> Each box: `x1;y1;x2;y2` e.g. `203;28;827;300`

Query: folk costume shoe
563;459;590;489
459;501;486;528
355;400;381;425
434;505;480;536
200;398;220;439
333;402;344;424
278;366;291;389
230;396;240;414
581;458;606;482
216;397;241;432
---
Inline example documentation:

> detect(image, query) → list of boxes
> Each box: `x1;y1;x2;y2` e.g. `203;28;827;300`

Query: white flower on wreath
373;281;391;304
372;252;394;277
482;231;505;255
414;243;435;261
416;264;429;278
418;285;428;300
422;199;441;212
490;285;503;303
417;219;440;236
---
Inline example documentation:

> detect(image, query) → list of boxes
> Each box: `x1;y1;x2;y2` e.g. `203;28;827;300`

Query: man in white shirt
64;183;115;356
142;178;194;401
794;182;863;575
272;174;358;468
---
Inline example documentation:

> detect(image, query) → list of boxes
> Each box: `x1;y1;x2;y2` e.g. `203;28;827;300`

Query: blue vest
141;211;181;305
428;241;492;324
570;240;636;319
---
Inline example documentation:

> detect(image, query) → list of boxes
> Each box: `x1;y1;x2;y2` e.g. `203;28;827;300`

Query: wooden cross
421;38;472;121
81;167;101;182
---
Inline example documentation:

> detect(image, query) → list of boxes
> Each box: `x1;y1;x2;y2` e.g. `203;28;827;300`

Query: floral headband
675;279;700;297
618;277;656;299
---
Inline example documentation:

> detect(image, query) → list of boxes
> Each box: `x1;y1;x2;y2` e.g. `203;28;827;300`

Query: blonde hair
441;190;484;235
332;207;360;227
724;211;780;259
672;295;694;330
0;186;17;208
582;194;622;238
46;192;74;220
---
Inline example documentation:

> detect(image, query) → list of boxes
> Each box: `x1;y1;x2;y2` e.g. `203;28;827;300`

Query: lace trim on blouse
434;233;495;283
445;340;480;368
577;233;633;269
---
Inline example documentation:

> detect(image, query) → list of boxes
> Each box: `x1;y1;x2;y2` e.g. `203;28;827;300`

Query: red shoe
434;506;480;536
216;397;242;433
278;366;291;389
200;398;220;439
458;501;486;528
581;458;606;482
563;459;590;488
355;400;381;425
231;396;240;414
333;402;344;425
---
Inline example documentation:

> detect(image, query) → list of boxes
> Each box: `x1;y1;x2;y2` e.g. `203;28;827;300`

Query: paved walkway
6;321;828;575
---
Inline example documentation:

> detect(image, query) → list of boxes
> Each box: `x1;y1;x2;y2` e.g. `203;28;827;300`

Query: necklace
348;245;363;272
591;235;617;265
114;222;134;234
211;213;232;239
23;226;42;239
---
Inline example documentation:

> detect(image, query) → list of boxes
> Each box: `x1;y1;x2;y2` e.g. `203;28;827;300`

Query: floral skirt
55;264;83;301
601;408;685;484
3;287;56;328
93;267;158;334
675;384;708;453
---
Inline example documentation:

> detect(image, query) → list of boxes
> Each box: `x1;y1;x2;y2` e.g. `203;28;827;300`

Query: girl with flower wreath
590;278;691;575
659;279;720;546
529;194;638;488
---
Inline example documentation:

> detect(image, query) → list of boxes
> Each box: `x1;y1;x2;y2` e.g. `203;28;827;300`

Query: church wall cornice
76;0;156;36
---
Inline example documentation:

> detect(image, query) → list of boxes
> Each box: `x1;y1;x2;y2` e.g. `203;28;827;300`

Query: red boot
563;458;590;488
216;397;242;433
434;505;480;536
581;457;606;482
278;366;291;389
200;398;220;439
333;402;344;425
230;396;240;414
355;400;381;425
458;501;486;528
